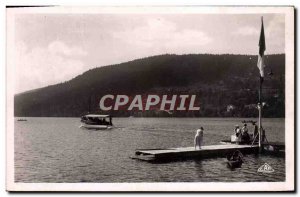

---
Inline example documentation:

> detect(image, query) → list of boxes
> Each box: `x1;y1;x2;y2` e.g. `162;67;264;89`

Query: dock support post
258;75;263;153
258;103;262;152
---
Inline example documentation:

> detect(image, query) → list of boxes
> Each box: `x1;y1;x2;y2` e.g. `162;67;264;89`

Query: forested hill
14;54;285;117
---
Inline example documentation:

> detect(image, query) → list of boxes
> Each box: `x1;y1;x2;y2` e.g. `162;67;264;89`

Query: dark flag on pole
257;17;266;83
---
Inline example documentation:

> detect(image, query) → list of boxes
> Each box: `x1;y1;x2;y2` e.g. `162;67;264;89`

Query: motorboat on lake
80;114;113;130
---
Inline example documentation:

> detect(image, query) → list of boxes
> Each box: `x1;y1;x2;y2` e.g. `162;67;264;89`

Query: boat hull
227;160;243;168
80;124;113;130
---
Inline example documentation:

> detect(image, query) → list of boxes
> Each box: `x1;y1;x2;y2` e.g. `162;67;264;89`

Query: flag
257;17;266;79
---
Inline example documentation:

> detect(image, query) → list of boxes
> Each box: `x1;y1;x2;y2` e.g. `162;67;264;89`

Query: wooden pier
132;144;259;162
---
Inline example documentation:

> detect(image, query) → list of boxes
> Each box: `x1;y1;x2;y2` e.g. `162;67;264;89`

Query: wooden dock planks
133;144;259;161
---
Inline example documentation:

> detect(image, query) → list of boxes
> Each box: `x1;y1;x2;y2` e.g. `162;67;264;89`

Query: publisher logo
257;163;275;173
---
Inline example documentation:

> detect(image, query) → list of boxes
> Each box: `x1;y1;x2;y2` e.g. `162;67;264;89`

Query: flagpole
257;16;265;153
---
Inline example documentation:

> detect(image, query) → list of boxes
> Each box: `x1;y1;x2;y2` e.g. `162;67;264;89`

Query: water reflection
15;117;285;182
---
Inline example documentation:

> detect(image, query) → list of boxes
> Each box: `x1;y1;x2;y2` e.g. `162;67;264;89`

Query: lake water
14;117;285;182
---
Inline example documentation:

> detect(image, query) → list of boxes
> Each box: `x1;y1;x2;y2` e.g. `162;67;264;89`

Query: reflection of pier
132;144;259;162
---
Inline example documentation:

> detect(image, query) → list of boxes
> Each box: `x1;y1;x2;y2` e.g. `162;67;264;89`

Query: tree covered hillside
14;54;285;117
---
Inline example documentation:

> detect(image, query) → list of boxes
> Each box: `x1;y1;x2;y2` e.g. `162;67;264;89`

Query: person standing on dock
194;127;204;149
253;122;259;142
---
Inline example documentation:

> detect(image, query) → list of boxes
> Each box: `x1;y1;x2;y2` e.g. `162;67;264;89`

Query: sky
13;13;285;93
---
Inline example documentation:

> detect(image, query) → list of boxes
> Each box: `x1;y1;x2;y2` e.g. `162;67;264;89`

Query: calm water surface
15;117;285;182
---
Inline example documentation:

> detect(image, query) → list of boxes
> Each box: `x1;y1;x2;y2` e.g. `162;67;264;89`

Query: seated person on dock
194;127;204;150
242;123;248;133
241;124;250;144
234;125;241;137
233;125;242;144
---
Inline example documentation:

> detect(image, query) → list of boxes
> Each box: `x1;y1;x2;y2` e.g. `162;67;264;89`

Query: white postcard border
6;6;294;191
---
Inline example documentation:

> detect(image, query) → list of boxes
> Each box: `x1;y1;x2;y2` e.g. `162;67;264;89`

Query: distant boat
79;114;113;130
17;119;27;121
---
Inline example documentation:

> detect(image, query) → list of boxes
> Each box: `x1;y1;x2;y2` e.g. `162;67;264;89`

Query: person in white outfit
234;125;241;144
194;127;204;149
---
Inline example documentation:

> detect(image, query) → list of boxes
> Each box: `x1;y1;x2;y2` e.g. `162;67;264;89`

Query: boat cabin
81;114;113;126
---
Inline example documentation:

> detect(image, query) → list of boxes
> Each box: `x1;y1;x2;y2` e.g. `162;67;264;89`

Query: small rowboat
227;159;243;168
227;150;244;169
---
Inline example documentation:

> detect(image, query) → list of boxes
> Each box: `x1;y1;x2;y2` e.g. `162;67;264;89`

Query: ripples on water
14;118;285;182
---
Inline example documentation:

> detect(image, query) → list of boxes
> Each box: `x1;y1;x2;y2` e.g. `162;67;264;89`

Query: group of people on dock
234;124;250;144
194;122;259;149
234;122;258;144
